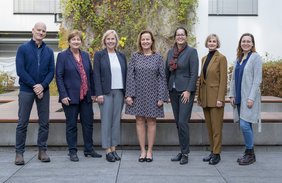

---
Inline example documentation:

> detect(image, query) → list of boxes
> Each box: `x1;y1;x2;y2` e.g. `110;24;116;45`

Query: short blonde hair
68;30;83;43
205;34;221;48
137;30;156;53
101;30;119;49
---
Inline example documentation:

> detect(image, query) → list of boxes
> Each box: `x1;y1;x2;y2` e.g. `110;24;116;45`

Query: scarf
169;42;187;71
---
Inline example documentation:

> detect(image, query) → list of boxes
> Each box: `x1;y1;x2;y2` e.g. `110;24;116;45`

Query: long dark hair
236;33;256;59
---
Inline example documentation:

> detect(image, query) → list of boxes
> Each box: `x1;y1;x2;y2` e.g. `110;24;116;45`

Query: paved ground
1;146;282;183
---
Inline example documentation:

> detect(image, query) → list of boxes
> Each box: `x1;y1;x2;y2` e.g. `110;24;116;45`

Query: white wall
195;0;282;64
0;1;60;32
1;0;282;63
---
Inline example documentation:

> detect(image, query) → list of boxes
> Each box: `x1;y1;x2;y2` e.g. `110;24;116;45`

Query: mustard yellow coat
198;50;227;108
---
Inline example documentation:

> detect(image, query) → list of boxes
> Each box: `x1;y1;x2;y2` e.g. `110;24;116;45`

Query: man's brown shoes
38;150;51;162
15;153;25;165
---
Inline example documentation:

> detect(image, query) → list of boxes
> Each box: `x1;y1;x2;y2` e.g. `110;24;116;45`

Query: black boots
209;154;221;165
171;153;182;161
179;154;188;165
203;153;221;165
69;153;79;162
238;148;256;165
203;152;213;162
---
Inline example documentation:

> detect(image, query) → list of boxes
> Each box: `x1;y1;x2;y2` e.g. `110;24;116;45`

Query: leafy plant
228;59;282;97
60;0;198;59
0;71;15;94
261;60;282;97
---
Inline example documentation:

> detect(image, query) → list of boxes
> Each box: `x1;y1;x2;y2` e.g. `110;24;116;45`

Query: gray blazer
229;52;262;126
165;46;199;92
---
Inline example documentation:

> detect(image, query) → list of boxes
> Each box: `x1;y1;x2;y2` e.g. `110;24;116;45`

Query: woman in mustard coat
198;34;227;165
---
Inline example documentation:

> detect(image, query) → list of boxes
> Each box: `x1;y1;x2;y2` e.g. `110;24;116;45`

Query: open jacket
165;45;199;93
93;48;127;96
229;52;262;130
56;48;94;104
198;50;227;108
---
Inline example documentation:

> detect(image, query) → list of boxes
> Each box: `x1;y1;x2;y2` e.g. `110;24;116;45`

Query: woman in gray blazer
165;27;199;165
229;33;262;165
94;30;127;162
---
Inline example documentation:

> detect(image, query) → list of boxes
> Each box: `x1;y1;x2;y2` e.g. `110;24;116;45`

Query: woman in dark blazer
56;30;102;162
165;27;199;165
197;34;227;165
93;30;127;162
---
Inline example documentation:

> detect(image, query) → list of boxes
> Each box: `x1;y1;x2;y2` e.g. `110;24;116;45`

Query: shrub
49;79;58;96
261;59;282;97
228;59;282;97
0;71;15;94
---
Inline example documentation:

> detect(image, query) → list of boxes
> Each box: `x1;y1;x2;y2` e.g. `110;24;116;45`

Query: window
209;0;258;16
13;0;61;14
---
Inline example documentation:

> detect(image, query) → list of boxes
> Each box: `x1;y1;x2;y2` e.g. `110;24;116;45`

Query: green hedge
261;60;282;97
228;59;282;98
0;71;15;94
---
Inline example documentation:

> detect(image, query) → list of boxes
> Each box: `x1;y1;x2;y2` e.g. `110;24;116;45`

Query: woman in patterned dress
125;30;168;162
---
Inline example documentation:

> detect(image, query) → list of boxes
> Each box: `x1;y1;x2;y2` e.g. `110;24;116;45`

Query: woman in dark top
56;30;102;162
198;34;227;165
166;27;199;165
229;33;262;165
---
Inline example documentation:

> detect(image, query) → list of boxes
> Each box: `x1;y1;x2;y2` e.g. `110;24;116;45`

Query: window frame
208;0;258;16
13;0;61;15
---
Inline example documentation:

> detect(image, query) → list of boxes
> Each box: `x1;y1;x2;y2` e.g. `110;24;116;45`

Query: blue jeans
16;91;50;153
240;119;253;149
237;104;254;149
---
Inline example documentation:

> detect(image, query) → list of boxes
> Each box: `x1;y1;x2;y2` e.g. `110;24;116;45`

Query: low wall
1;103;281;146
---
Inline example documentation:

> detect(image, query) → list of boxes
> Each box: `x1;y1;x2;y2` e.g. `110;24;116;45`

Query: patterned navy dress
125;52;169;118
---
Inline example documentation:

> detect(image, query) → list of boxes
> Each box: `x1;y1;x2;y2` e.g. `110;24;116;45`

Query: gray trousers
169;89;195;154
15;91;50;153
99;89;124;148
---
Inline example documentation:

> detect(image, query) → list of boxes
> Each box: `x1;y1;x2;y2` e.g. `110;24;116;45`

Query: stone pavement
1;146;282;183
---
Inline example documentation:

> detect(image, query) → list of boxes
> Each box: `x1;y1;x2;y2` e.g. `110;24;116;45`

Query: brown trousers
203;107;224;154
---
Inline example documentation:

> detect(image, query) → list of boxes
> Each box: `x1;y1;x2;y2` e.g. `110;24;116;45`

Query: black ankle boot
171;153;182;161
68;153;79;162
237;149;247;162
209;154;221;165
179;154;188;165
203;152;213;162
238;149;256;165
